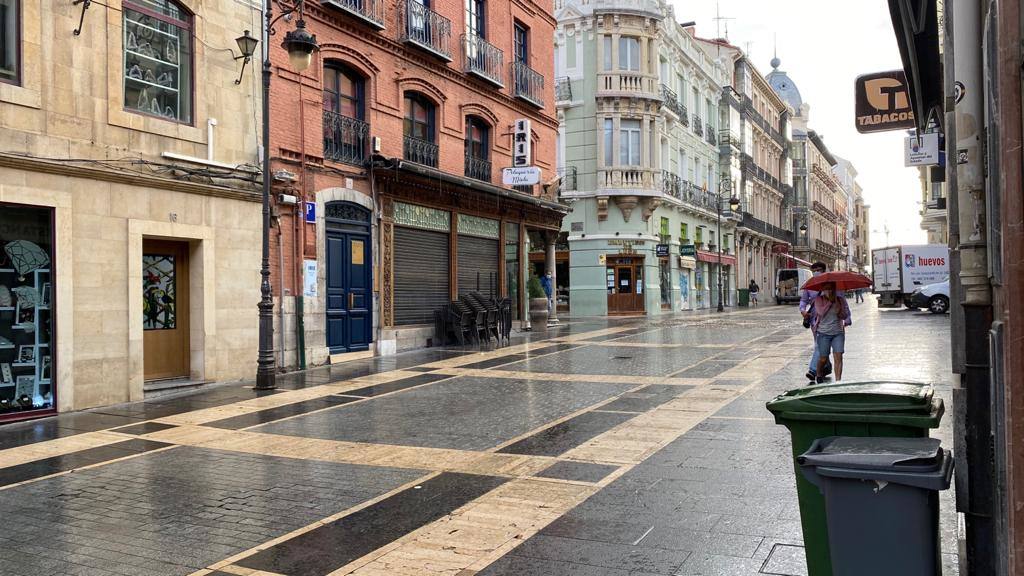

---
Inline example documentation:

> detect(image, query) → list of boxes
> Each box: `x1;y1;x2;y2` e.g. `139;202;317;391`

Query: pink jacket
811;294;852;334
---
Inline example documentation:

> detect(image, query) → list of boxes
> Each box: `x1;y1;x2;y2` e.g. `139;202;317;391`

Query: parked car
909;279;950;314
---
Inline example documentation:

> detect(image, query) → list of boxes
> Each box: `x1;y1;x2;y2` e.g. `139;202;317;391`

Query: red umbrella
801;271;872;292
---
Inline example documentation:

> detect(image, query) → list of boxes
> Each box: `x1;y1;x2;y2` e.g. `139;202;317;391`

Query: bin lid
797;436;954;491
766;381;934;415
798;436;943;472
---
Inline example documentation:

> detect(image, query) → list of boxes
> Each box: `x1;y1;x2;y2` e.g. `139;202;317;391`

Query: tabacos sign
855;70;916;133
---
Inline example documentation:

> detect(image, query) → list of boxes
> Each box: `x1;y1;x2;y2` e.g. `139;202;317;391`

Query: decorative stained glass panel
143;254;176;330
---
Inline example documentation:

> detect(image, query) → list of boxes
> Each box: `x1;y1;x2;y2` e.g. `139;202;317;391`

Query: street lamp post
715;182;740;313
249;1;319;390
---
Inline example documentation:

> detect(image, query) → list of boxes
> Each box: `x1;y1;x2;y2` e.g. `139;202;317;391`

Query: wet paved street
0;303;957;576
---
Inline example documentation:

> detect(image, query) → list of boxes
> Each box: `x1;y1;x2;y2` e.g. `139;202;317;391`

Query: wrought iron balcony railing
513;61;544;107
463;34;504;87
322;0;385;29
659;84;687;118
403;135;439;167
705;124;717;145
692;115;703;136
739;211;794;244
557;166;577;194
399;0;452;60
661;169;682;199
322;110;369;166
464;154;491;182
555;76;572;101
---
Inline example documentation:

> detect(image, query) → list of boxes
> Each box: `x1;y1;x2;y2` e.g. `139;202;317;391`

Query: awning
784;254;815;267
888;0;943;131
696;250;737;266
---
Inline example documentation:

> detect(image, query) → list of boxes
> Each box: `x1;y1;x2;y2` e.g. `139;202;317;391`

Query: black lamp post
249;1;319;391
716;183;741;313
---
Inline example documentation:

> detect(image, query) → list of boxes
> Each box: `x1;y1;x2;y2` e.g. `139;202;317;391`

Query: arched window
464;115;490;181
323;63;368;165
403;92;437;167
123;0;193;123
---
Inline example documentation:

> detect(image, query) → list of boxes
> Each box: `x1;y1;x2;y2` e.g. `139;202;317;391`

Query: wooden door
607;258;645;315
143;240;190;380
326;231;372;353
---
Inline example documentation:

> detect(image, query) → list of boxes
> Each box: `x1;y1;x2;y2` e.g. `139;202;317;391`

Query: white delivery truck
871;244;949;307
775;268;812;305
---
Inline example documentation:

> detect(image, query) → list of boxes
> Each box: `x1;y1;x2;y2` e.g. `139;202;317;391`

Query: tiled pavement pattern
0;305;959;575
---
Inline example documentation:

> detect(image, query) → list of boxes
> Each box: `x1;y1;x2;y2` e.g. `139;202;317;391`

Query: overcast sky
672;0;928;249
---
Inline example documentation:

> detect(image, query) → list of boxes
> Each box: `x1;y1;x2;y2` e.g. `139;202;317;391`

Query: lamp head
235;30;258;59
282;20;318;72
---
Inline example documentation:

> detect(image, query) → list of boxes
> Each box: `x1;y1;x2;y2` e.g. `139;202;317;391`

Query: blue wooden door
325;218;372;353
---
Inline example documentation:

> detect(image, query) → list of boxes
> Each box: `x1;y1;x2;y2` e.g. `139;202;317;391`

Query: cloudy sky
672;0;928;249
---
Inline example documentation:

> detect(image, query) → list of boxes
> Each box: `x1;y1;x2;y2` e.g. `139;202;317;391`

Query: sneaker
816;376;826;384
806;370;816;381
822;365;833;377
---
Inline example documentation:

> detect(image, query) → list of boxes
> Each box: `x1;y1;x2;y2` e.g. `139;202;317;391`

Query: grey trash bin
798;436;953;576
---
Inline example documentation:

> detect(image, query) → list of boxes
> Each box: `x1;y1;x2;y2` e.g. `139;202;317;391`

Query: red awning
696;250;737;266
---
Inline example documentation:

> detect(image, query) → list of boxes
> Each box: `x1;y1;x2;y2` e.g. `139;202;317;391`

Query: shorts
816;332;845;357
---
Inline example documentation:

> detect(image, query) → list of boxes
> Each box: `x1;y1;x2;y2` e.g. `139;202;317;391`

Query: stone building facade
0;0;263;421
555;0;735;316
266;0;565;365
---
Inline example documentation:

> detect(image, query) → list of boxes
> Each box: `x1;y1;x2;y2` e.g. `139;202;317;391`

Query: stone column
544;230;559;325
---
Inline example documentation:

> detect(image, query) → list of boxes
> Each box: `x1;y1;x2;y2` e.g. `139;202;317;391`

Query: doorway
143;239;190;381
325;202;373;353
606;256;645;315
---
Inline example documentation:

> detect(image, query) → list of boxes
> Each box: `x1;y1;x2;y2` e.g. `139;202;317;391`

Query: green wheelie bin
738;288;750;307
765;381;944;576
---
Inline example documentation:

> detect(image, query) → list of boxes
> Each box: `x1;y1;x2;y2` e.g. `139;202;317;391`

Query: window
603;118;613;166
620;119;641;166
323;63;367;165
691;87;699;117
324;64;364;119
465;116;489;159
123;0;193;123
466;0;485;38
514;21;528;64
696;227;703;244
618;37;640;71
659;217;670;239
0;0;18;85
602;36;612;71
566;31;577;68
680;222;689;242
404;92;435;142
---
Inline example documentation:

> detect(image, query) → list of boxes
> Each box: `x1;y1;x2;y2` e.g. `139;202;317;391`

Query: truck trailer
871;244;949;307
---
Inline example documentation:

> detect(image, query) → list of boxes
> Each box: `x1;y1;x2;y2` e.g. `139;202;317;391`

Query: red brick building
266;0;566;366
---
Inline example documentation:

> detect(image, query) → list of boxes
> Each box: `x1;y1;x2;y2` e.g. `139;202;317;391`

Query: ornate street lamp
715;180;740;313
254;1;319;391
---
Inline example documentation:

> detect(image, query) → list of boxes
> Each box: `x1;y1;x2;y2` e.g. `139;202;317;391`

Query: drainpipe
951;1;994;575
277;218;286;369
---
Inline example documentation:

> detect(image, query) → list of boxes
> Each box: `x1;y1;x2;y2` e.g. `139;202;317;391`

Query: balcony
557;166;577;194
599;166;656;190
597;72;658;99
812;200;839;223
464;154;491;182
692;115;703;136
462;34;504;87
739;211;794;244
661;170;682;199
679;181;718;212
322;111;369;166
556;76;572;102
705;124;717;145
399;0;452;60
815;239;842;260
321;0;385;29
513;61;544;107
659;84;688;119
403;135;438;168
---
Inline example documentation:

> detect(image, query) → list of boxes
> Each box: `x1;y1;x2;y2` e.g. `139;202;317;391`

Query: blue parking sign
304;201;316;223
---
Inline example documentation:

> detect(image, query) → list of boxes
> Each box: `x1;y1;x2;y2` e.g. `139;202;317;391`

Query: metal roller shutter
457;235;500;298
394;226;450;325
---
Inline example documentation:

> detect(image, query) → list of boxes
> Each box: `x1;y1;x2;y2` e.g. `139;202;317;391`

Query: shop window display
0;205;54;417
123;0;193;123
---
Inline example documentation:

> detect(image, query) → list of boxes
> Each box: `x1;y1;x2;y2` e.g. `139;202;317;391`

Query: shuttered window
457;235;499;298
394;226;450;325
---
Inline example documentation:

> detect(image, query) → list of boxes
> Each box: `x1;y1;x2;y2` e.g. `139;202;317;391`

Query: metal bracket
72;0;92;36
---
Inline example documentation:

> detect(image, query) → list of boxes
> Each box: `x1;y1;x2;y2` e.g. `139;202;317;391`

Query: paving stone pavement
0;304;959;576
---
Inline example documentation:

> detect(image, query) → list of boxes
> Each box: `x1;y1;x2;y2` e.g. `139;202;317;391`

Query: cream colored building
0;0;263;421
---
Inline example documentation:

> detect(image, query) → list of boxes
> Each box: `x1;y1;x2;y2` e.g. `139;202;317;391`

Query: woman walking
748;279;760;306
811;282;852;384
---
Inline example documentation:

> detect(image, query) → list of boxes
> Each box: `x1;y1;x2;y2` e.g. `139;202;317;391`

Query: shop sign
502;167;541;186
855;70;916;133
904;132;941;167
608;238;644;255
513;119;532;167
598;254;607;265
680;244;697;257
656;244;670;257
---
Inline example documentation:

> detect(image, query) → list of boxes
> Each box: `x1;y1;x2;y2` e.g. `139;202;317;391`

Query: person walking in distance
800;262;834;381
855;288;865;303
748;279;760;306
811;281;852;384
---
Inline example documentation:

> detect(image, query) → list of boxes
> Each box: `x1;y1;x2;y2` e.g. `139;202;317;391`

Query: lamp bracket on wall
72;0;92;36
